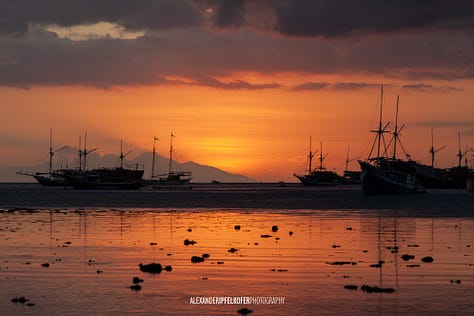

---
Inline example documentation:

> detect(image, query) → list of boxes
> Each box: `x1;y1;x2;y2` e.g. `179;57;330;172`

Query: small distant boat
17;129;70;186
151;133;192;189
341;146;361;185
294;137;340;186
358;86;421;194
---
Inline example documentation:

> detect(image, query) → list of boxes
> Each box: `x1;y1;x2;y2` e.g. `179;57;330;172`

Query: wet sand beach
1;183;473;315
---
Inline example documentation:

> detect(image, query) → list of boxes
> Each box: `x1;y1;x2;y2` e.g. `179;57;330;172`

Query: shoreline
0;183;472;215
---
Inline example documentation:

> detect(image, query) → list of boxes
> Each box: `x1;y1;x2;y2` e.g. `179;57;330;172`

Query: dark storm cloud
0;1;472;88
0;0;203;37
274;0;474;38
213;0;246;27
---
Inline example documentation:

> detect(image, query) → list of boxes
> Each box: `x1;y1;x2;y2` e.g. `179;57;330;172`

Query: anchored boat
358;86;422;194
294;137;340;186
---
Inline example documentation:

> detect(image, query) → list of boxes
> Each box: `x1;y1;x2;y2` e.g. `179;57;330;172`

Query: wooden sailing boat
64;137;144;189
17;129;69;186
152;132;192;188
294;137;340;186
358;86;421;194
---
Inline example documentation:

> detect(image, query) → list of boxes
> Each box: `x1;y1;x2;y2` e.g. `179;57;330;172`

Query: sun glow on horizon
1;75;473;182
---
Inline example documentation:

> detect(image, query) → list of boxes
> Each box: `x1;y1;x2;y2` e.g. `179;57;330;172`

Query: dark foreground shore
0;183;472;215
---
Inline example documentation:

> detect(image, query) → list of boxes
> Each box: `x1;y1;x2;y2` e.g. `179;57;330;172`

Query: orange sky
1;75;473;182
1;1;473;182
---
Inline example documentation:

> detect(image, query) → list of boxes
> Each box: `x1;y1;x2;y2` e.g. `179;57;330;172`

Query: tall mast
457;132;462;167
345;146;350;171
392;94;400;160
168;132;174;174
430;128;435;168
308;136;314;173
78;136;82;170
83;133;88;171
319;140;324;170
376;85;384;161
151;136;158;180
49;128;53;175
120;140;124;168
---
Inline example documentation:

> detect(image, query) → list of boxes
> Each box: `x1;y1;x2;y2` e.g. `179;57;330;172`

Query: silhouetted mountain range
1;147;256;183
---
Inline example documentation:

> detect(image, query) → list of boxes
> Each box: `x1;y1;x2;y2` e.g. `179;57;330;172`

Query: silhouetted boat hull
65;168;144;190
33;172;69;187
295;171;340;186
359;161;418;194
467;170;474;192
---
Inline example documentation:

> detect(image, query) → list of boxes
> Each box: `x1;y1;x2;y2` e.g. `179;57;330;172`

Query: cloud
197;77;281;90
291;82;329;91
274;0;474;38
402;84;463;92
0;1;472;88
333;82;381;90
0;0;204;37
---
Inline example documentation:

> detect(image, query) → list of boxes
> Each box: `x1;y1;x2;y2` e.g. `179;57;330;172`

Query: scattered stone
234;225;241;230
406;264;420;268
407;244;420;247
150;242;157;246
64;241;72;245
272;225;278;232
331;244;341;248
327;261;357;266
202;253;210;259
41;263;50;268
370;261;385;268
343;275;350;279
289;231;294;236
133;277;143;284
96;270;103;274
346;227;353;231
187;228;192;232
11;297;29;304
421;256;434;263
401;254;415;261
129;284;142;291
139;263;163;273
237;307;253;314
217;261;224;265
184;239;196;246
260;234;272;238
362;250;368;253
450;280;461;284
228;248;238;253
191;256;205;263
344;285;358;290
164;265;172;272
361;285;395;293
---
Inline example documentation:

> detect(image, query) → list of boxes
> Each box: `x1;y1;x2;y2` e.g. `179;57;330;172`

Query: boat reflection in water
1;208;473;315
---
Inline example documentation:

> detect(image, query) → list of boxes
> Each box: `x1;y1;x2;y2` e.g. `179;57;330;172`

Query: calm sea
1;183;473;315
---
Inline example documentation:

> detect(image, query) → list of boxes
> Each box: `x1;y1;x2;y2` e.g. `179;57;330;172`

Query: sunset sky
1;0;473;182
